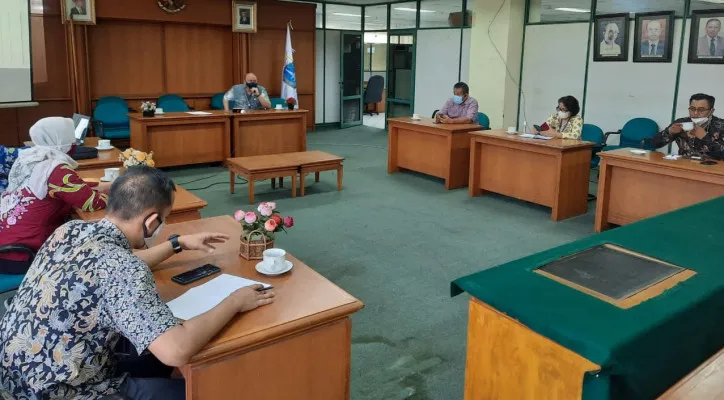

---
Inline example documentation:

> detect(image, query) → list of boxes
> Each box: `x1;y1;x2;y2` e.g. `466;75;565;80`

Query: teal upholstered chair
97;96;127;107
158;94;190;112
603;118;659;152
211;93;225;110
477;112;490;129
582;124;606;168
93;103;130;139
270;97;285;109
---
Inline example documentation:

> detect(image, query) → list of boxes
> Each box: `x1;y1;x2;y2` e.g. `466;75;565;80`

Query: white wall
460;29;471;84
414;29;463;118
324;30;341;124
315;29;324;124
676;25;724;118
518;23;589;131
585;20;683;142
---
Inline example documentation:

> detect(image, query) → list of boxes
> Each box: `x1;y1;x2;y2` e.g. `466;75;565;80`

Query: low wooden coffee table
227;155;298;204
283;151;344;196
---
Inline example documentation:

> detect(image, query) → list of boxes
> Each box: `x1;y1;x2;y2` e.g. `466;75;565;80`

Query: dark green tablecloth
452;197;724;399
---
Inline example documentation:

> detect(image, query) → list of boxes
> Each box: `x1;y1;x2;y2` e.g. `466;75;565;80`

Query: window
596;0;685;17
326;4;362;30
390;2;417;29
528;0;592;23
365;5;387;31
364;33;388;73
315;3;323;29
419;0;463;28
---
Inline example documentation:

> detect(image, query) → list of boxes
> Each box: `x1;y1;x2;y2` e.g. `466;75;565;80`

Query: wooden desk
155;216;364;400
468;130;593;221
76;137;123;171
231;109;307;158
659;346;724;399
129;111;231;168
75;168;207;223
387;117;482;189
595;149;724;232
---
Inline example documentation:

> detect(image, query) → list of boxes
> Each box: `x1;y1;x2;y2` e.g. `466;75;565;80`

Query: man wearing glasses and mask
223;72;272;111
647;93;724;160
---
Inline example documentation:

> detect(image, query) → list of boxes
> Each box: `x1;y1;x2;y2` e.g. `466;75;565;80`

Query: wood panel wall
0;0;316;146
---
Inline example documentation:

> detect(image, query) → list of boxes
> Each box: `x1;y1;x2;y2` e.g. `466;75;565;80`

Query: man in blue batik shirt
223;72;271;111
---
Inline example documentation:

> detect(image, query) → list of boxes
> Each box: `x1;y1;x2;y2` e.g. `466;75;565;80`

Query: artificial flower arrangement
119;148;155;168
285;97;296;110
234;202;294;259
140;101;156;117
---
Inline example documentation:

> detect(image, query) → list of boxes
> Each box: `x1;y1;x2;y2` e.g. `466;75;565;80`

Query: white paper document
166;274;271;320
186;111;213;115
519;133;553;140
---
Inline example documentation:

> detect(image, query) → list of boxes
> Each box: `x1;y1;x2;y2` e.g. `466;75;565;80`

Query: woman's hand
541;129;561;138
94;182;112;194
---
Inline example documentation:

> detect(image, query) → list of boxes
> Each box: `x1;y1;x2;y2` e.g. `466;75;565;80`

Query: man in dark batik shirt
647;93;724;160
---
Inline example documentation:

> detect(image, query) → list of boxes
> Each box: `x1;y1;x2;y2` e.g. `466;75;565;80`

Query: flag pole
288;20;294;30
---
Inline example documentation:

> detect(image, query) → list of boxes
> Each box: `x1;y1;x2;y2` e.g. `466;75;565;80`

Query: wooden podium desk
387;117;482;189
75;168;207;224
155;216;364;400
129;111;231;168
595;148;724;232
468;130;593;221
232;109;308;158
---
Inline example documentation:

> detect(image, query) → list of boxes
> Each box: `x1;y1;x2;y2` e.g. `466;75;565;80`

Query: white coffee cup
98;139;111;149
104;167;120;181
682;122;694;131
507;126;516;133
412;113;421;120
155;108;164;115
262;248;287;273
275;104;283;110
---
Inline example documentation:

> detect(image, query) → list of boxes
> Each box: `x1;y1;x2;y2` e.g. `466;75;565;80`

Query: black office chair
364;75;385;116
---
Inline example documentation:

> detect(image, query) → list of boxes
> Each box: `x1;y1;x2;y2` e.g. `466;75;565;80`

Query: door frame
339;31;364;128
385;29;417;127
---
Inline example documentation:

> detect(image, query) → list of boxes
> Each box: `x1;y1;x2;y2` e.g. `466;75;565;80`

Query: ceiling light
554;7;590;13
394;7;435;13
696;0;724;3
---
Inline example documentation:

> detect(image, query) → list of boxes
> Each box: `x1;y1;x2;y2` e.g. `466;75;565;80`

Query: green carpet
0;125;600;399
163;125;599;400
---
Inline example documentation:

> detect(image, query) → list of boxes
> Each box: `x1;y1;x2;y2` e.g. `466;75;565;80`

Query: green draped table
452;196;724;400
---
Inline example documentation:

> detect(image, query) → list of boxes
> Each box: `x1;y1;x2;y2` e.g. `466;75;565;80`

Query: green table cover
451;197;724;399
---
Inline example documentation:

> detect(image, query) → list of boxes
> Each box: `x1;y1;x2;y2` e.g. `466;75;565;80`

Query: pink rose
264;219;278;232
234;210;245;222
283;216;294;228
271;214;282;225
258;204;273;217
266;202;277;210
244;212;257;224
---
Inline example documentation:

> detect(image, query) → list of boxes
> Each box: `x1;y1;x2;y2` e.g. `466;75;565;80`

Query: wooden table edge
471;132;595;151
599;152;724;177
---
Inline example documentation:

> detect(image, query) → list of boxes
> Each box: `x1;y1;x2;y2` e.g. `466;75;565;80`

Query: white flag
281;25;298;106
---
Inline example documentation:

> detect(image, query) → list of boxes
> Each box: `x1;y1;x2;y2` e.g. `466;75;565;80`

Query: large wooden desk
24;138;123;171
75;168;207;223
387;117;482;189
231;109;308;158
595;148;724;232
660;346;724;399
155;216;364;400
129;111;231;168
468;130;593;221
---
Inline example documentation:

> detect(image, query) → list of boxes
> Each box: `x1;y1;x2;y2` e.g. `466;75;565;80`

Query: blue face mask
453;95;464;105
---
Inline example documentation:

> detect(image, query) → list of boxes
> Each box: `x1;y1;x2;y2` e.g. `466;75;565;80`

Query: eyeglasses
688;107;711;113
556;106;569;112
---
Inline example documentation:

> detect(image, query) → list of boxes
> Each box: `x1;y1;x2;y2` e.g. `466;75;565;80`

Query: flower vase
142;110;155;117
239;230;274;260
287;104;294;111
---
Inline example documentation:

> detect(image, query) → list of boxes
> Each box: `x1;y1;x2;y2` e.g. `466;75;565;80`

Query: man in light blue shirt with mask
223;72;272;111
435;82;479;124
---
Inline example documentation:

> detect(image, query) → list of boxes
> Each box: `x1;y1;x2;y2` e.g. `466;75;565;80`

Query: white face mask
692;117;710;126
557;111;570;119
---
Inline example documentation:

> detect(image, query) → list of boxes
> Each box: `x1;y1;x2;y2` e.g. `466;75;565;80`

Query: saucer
630;149;647;155
255;260;293;276
100;176;113;182
411;117;422;121
96;146;113;151
506;131;517;135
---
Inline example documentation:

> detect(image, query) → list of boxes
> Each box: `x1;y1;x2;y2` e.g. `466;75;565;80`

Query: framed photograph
633;12;675;63
688;9;724;64
594;14;629;62
61;0;96;25
232;1;257;33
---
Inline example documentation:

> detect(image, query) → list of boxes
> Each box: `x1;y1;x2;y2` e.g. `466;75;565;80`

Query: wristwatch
168;234;182;254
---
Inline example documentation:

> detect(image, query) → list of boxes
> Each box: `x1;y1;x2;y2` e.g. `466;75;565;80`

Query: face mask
246;82;258;88
453;95;464;105
692;116;710;126
142;214;164;248
558;111;570;119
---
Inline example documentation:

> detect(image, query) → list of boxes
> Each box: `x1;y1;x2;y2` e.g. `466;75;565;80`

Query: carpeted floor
0;125;600;399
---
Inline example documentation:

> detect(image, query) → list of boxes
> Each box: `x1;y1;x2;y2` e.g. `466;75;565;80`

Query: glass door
386;31;416;122
340;32;363;128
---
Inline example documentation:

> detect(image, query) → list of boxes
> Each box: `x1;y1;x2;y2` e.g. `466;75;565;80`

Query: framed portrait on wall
688;9;724;64
61;0;96;25
633;12;675;63
232;1;257;33
593;14;629;62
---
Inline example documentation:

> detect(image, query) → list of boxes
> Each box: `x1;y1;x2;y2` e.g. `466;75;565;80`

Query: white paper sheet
166;274;271;320
186;111;212;115
519;133;553;140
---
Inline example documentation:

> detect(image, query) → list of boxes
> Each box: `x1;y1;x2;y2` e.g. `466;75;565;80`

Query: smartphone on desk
172;264;221;285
